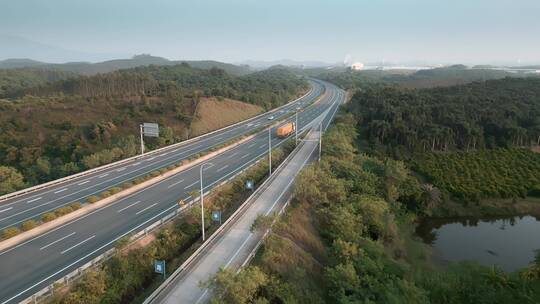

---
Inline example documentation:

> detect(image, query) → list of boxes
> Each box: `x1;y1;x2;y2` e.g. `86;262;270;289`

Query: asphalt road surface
0;80;345;303
0;80;324;231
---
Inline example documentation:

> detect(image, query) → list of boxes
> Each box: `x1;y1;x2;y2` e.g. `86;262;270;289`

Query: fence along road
0;80;344;304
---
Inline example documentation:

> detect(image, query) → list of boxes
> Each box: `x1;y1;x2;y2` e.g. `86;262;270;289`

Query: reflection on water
416;215;540;272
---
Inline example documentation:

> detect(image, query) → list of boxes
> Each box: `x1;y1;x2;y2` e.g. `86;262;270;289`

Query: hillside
316;65;538;89
0;55;251;76
189;97;263;137
0;65;307;192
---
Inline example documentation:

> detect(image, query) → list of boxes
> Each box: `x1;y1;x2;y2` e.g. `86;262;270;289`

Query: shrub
55;206;74;217
100;191;111;198
69;202;82;210
150;171;160;177
1;227;21;239
121;182;133;189
134;177;144;184
21;220;38;231
109;187;122;194
159;168;168;175
42;212;57;222
87;195;99;203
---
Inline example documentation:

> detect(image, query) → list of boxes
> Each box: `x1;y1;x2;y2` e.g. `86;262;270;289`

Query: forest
0;64;307;194
206;113;540;304
345;78;540;157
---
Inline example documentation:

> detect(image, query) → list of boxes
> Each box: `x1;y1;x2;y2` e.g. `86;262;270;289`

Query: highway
0;80;324;231
146;100;337;304
0;80;345;303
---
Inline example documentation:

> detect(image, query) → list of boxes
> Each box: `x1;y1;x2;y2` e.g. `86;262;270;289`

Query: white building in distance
350;62;365;70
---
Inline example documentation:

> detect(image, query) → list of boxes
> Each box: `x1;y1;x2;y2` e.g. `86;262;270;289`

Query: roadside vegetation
207;113;540;304
0;64;307;194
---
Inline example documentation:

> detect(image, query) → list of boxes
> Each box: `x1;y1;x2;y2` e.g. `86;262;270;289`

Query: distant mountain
238;59;333;69
0;35;126;63
0;58;47;69
0;55;252;76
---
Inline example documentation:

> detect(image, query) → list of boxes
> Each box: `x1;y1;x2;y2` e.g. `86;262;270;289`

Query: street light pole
268;127;272;175
319;122;322;162
200;162;213;241
139;124;145;155
295;110;298;146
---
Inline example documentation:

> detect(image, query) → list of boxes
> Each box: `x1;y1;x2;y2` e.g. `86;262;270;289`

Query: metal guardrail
0;85;319;203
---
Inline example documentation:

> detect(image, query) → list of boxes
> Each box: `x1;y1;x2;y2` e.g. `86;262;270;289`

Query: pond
416;215;540;272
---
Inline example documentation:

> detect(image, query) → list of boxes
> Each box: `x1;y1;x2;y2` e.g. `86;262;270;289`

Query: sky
1;0;539;65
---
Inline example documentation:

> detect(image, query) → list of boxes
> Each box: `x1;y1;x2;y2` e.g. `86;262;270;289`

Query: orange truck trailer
276;122;296;138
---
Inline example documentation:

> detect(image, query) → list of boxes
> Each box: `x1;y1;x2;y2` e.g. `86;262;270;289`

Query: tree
0;166;25;195
206;266;269;304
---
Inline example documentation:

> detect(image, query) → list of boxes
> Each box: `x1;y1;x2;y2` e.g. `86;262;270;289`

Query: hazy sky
1;0;539;64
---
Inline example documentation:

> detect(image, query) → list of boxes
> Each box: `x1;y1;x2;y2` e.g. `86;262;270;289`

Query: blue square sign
154;260;165;274
246;180;254;190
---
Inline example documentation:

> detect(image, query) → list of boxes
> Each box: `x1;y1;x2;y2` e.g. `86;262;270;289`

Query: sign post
139;123;160;155
212;210;222;225
245;180;254;191
154;260;166;280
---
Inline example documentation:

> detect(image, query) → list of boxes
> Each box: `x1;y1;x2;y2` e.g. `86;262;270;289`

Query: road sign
142;123;159;137
245;180;254;190
212;210;222;225
154;260;166;279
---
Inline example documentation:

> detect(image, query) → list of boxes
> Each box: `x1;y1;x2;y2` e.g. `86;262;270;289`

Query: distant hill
0;58;47;69
0;55;252;76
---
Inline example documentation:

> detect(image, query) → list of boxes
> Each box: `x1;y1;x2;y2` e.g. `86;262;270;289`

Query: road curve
0;80;344;304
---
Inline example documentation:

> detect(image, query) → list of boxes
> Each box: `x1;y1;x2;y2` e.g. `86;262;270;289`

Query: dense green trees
346;78;540;157
414;148;540;202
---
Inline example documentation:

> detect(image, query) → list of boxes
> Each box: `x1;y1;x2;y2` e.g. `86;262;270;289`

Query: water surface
416;215;540;272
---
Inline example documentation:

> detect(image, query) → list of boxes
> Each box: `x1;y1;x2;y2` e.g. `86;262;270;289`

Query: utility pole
295;110;298;146
139;124;145;155
200;162;213;241
268;127;272;175
319;123;322;162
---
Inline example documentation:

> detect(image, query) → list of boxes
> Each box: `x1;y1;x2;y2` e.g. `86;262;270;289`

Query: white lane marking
116;167;126;172
241;153;249;159
0;207;13;213
98;173;109;178
54;188;68;194
259;144;266;149
26;197;42;203
203;163;214;171
147;157;155;161
60;235;95;255
161;152;169;156
135;203;157;215
131;162;141;166
117;201;141;213
184;181;198;189
77;180;90;186
248;143;256;148
217;165;228;172
167;179;185;189
225;233;253;268
39;232;76;251
228;152;239;159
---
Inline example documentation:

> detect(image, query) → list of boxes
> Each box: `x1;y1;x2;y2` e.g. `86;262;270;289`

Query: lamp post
139;124;145;155
268;127;272;175
295;110;298;146
200;162;213;241
319;122;323;162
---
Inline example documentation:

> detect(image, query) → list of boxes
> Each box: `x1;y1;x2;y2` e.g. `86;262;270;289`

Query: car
267;115;275;120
